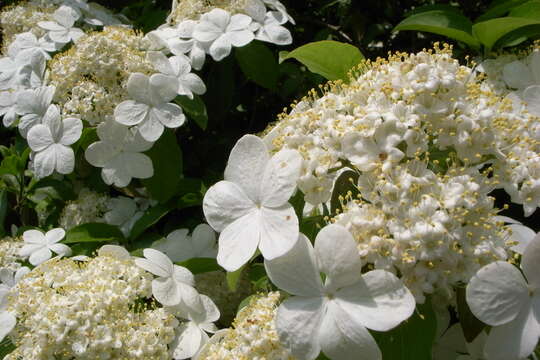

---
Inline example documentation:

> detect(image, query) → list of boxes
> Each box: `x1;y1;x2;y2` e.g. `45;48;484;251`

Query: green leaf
129;202;174;241
476;0;530;21
330;170;359;214
394;10;481;50
456;286;486;342
300;215;324;241
373;300;437;360
175;95;209;130
236;41;280;90
177;258;221;274
509;0;540;19
0;338;15;358
64;223;125;244
473;17;540;52
405;4;463;17
75;128;98;153
289;190;305;220
226;265;245;292
280;40;364;81
142;130;183;203
0;190;7;237
237;294;257;313
28;178;76;202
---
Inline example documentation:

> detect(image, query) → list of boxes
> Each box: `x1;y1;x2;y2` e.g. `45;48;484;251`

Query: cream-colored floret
0;236;24;272
59;188;110;230
169;0;251;23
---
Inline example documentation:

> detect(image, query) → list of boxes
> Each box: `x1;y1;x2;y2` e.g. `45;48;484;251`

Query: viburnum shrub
0;0;539;359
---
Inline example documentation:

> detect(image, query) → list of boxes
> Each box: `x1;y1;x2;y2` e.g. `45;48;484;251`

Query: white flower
152;224;217;263
15;50;47;89
0;267;30;291
193;9;254;61
263;0;295;24
168;294;220;359
134;248;202;310
245;1;292;46
0;53;29;91
0;90;18;127
0;288;16;343
85;120;154;187
466;238;540;360
15;85;55;137
104;196;145;236
27;105;82;178
19;228;71;266
147;51;206;99
495;216;537;255
265;224;415;360
38;5;85;44
7;32;57;60
114;72;186;142
170;20;208;71
203;134;302;272
502;50;540;90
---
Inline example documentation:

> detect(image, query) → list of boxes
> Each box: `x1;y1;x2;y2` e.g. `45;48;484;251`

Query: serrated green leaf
473;16;540;52
236;41;280;90
175;95;208;130
373;300;437;360
177;257;221;274
142;130;183;203
129;202;175;241
281;40;364;81
64;223;125;244
395;10;481;50
330;170;359;214
456;286;486;342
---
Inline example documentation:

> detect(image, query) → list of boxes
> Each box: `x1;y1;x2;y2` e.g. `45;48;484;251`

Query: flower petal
314;224;363;291
260;149;302;207
503;60;534;89
319;300;382;360
227;29;254;47
466;261;529;326
145;248;174;276
216;210;260;272
179;73;206;96
209;35;232;61
521;233;540;289
336;270;415;332
265;234;323;297
276;296;325;360
149;74;179;104
49;243;72;257
23;229;45;244
147;51;175;75
29;246;52;265
258;205;299;260
523;85;540;117
152;277;181;306
484;304;540;360
114;100;149;126
137;115;165;142
0;311;16;342
52;144;75;175
27;124;53;151
126;73;150;103
191;223;217;258
150;103;185;128
203;180;255;232
224;134;269;203
59;117;82;146
45;228;65;244
171;322;203;360
84;141;117;167
508;223;536;254
33;147;56;178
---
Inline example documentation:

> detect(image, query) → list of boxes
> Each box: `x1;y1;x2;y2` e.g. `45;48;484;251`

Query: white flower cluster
263;44;540;302
196;292;296;360
58;188;110;229
147;0;294;67
3;247;178;359
0;236;24;272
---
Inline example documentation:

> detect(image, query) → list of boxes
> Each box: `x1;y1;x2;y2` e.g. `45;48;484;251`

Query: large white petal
260;149;302;207
216;211;260;272
29;246;52;265
144;248;174;276
49;243;72;257
521;233;540;289
146;51;175;75
0;311;16;342
314;224;363;291
228;14;252;31
258;205;299;260
152;277;181;306
114;100;149;126
27;124;53;151
23;229;45;244
466;261;529;326
224;134;269;203
483;304;540;360
209;35;232;61
173;265;195;287
149;74;179;104
508;223;536;254
171;322;203;359
523;85;540;117
260;24;292;45
202;180;255;232
336;270;415;332
126;73;151;103
197;294;220;324
137;115;165;142
45;228;65;244
53;144;75;175
19;243;44;258
97;118;128;143
179;73;206;96
33;147;56;178
38;21;65;32
156;229;192;262
503;61;534;89
276;296;326;360
134;258;169;278
319;300;382;360
150;103;185;128
123;128;154;153
227;30;255;48
191;223;217;258
265;233;323;297
59;117;82;146
84;141;118;167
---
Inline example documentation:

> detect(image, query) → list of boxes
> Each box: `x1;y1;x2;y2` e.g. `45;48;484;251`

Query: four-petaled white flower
265;224;416;360
85;120;154;187
135;248;202;310
170;20;208;70
203;134;302;272
7;32;57;60
168;294;220;359
466;237;540;360
246;0;292;45
19;228;72;266
114;72;186;142
193;9;254;61
38;5;85;44
27;105;82;178
15;85;55;137
152;224;217;263
147;51;206;99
